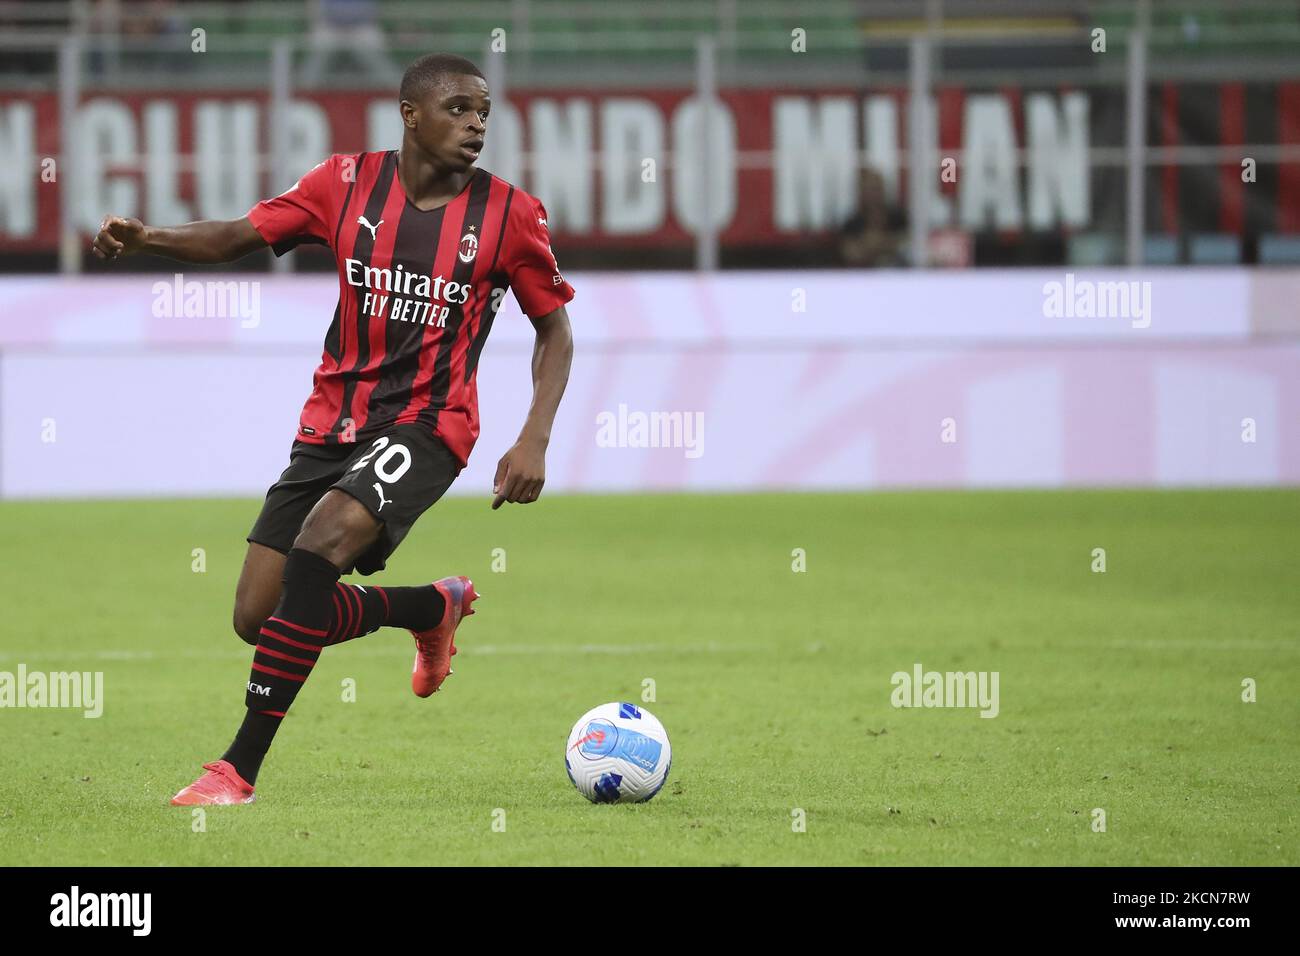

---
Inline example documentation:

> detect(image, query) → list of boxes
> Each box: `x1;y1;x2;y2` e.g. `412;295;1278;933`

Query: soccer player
91;53;575;805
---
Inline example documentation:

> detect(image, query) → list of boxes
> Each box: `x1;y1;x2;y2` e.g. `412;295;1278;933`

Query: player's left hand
492;440;546;509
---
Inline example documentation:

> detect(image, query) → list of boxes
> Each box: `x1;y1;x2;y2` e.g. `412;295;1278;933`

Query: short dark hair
399;54;486;103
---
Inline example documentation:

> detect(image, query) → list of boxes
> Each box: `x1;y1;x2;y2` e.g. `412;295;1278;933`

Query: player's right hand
92;216;146;260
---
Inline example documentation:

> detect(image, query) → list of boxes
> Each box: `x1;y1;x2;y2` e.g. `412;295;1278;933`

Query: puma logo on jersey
358;215;384;240
373;482;392;512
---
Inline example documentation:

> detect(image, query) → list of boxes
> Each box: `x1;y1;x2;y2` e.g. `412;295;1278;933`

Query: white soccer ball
565;702;672;803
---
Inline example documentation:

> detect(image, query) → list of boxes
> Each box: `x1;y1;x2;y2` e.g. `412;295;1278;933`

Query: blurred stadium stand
0;0;1298;272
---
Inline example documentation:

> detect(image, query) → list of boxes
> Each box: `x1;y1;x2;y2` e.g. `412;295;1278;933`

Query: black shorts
247;424;461;576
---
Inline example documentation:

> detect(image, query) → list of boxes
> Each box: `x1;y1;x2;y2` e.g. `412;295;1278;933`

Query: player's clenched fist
92;215;146;259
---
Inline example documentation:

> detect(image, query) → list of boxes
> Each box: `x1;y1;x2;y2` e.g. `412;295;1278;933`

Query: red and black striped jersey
246;151;574;466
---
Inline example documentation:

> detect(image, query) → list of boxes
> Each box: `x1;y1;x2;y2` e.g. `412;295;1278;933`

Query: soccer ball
565;702;672;803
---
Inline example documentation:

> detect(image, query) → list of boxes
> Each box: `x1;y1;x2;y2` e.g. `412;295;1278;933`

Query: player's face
406;75;491;172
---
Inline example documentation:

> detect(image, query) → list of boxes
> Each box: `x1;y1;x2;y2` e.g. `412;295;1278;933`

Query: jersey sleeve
501;194;575;319
246;155;341;256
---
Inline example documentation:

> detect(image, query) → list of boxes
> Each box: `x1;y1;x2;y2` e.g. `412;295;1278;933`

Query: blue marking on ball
593;772;624;803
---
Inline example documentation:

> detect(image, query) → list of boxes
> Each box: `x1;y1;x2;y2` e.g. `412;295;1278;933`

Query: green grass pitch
1;489;1296;866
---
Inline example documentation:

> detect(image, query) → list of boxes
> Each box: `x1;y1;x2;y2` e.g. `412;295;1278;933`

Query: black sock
382;585;446;631
230;546;338;787
221;710;283;785
325;584;446;644
327;582;389;644
244;548;338;714
224;547;336;784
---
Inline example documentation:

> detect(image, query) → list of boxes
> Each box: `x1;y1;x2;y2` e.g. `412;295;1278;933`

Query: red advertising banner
0;84;1295;252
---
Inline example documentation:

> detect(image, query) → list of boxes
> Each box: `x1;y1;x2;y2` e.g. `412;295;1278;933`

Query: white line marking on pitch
0;642;771;662
1102;639;1297;651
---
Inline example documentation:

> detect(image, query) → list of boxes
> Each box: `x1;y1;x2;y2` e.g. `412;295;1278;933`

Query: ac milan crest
458;231;478;263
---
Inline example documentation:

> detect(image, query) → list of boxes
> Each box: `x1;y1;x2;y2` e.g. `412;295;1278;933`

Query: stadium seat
1143;235;1180;265
1258;234;1300;265
1188;233;1242;265
1067;234;1123;266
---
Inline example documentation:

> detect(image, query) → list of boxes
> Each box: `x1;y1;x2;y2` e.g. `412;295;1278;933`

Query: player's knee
232;608;262;646
295;495;380;566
